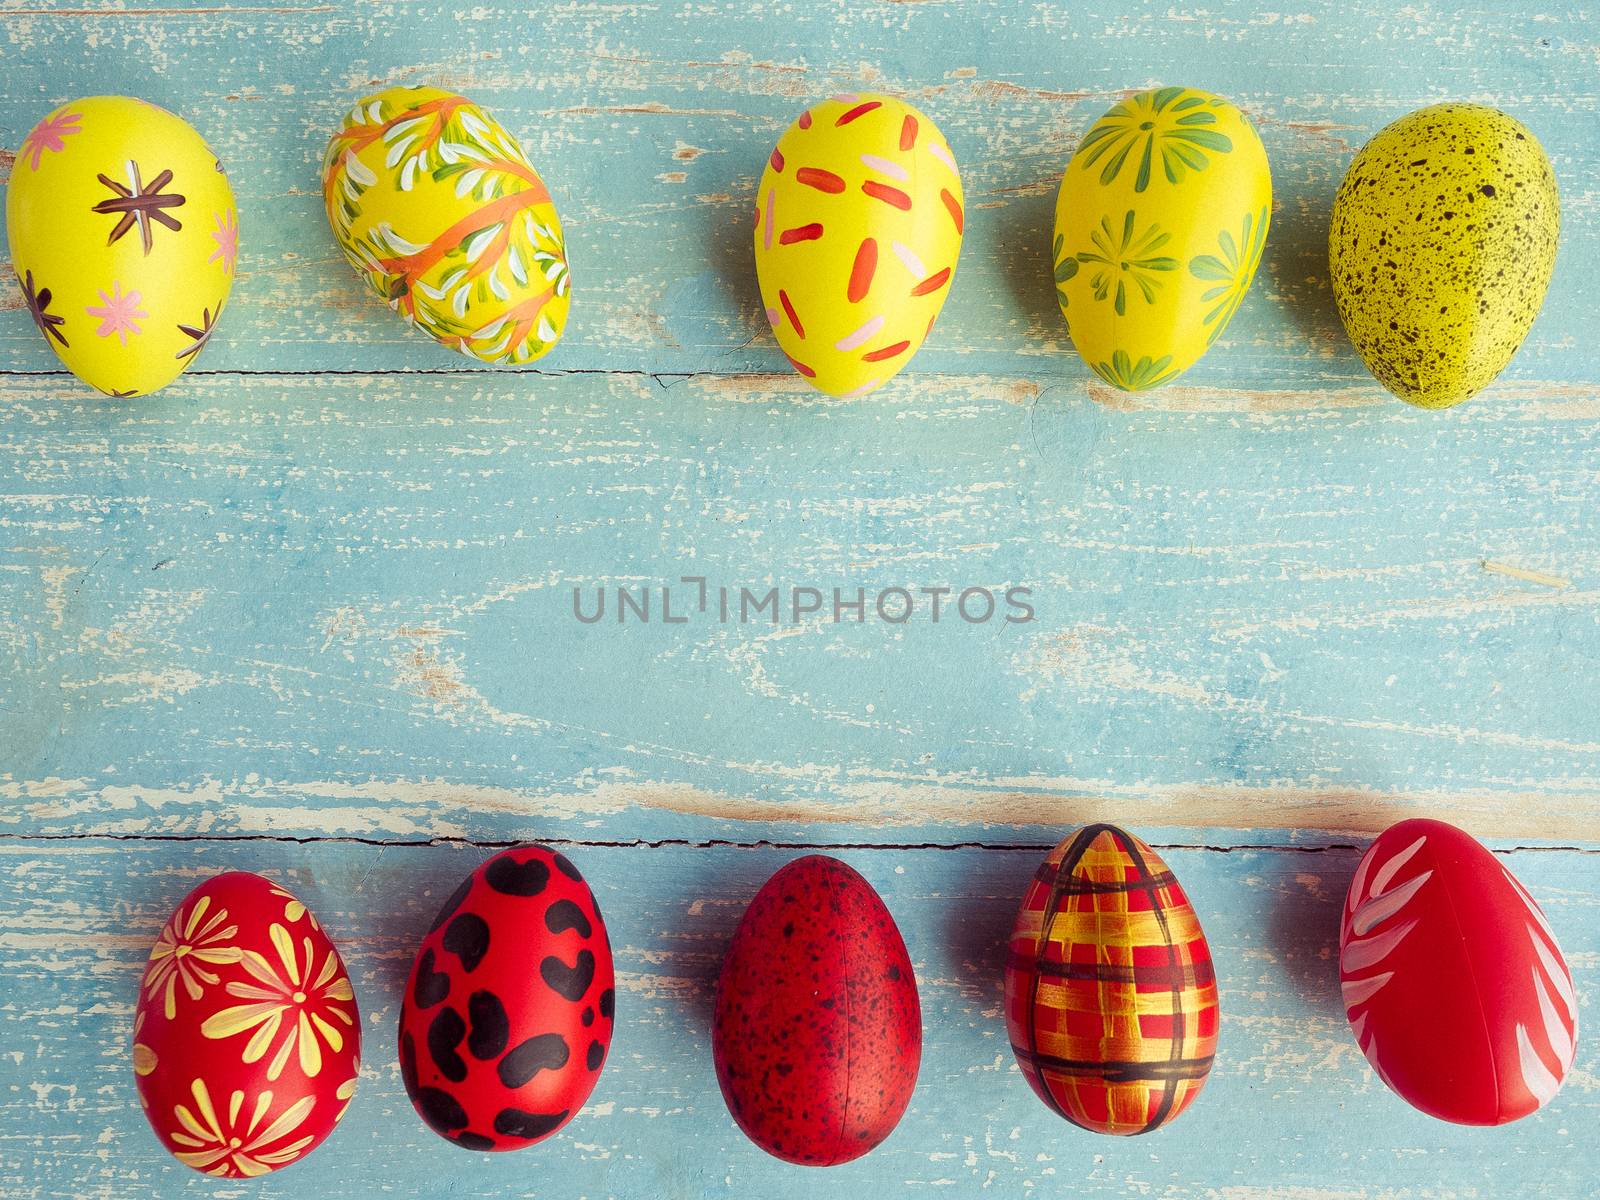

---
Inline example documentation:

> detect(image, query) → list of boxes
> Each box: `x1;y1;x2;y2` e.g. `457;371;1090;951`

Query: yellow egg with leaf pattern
5;95;238;396
1052;87;1271;391
321;86;570;364
754;93;964;398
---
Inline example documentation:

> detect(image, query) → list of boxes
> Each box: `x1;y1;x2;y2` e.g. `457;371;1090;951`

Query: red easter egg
132;871;361;1177
1340;818;1578;1124
398;846;615;1151
1003;824;1219;1135
712;855;921;1166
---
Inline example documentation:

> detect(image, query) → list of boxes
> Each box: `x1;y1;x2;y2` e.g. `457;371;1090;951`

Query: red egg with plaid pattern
398;846;615;1151
1003;825;1219;1134
1339;818;1577;1125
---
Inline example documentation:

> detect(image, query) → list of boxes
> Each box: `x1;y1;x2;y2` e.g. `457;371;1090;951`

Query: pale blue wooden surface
1;1;1598;1197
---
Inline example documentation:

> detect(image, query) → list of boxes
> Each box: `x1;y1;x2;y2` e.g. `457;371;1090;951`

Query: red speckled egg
132;871;361;1177
398;846;615;1151
712;855;921;1166
1340;818;1578;1124
1003;824;1219;1135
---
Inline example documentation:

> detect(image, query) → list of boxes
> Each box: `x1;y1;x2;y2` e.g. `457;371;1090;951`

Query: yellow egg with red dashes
753;94;964;398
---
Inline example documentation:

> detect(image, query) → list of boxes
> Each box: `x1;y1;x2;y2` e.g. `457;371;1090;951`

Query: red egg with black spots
398;846;615;1151
712;855;921;1166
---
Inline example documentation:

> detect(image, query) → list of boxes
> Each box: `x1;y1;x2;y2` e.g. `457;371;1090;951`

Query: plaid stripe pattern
1004;824;1219;1135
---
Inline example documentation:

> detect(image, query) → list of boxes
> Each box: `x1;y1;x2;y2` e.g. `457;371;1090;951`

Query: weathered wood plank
1;371;1596;844
0;839;1593;1199
0;1;1596;385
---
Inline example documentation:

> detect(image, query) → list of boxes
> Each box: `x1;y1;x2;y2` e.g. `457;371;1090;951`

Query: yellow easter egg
1052;87;1271;391
753;94;964;398
5;96;238;396
321;86;570;364
1329;104;1559;409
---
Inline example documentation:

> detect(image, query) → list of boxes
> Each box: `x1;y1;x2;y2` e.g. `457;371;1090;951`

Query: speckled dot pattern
1329;102;1559;409
712;855;922;1166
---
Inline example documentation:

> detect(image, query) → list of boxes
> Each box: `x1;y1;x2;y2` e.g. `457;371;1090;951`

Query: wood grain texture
1;840;1595;1199
1;2;1597;1196
0;371;1596;845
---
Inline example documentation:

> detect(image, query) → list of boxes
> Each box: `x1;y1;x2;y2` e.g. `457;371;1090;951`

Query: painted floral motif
1091;350;1180;391
1077;211;1178;316
20;109;82;171
175;305;221;363
86;282;148;345
268;882;316;927
132;1010;158;1078
199;923;356;1081
169;1078;317;1178
20;270;68;348
209;210;239;274
93;161;186;255
321;88;569;364
1077;87;1234;193
1050;233;1078;311
142;895;243;1020
1190;206;1269;345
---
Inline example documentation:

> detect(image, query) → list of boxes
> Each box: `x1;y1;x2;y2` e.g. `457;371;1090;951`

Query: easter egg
1329;104;1559;408
713;855;920;1165
753;94;964;397
398;846;614;1151
132;872;360;1177
1052;87;1271;391
5;96;238;396
1004;824;1219;1135
321;86;570;364
1340;818;1577;1124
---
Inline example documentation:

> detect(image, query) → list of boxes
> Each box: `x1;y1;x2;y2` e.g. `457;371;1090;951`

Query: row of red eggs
9;86;1556;409
132;818;1578;1178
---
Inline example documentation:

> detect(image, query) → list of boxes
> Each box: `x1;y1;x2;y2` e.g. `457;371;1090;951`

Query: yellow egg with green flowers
1052;86;1272;391
1329;103;1559;409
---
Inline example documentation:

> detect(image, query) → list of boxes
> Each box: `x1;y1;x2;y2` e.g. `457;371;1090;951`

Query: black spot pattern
598;988;615;1019
1329;102;1559;408
418;1087;469;1132
399;1031;420;1096
467;990;510;1061
412;948;450;1008
486;855;551;897
544;898;592;938
493;1108;571;1141
540;949;595;1001
428;1006;468;1083
586;1039;605;1070
552;853;582;881
499;1033;570;1087
428;874;474;933
454;1131;495;1152
442;913;490;972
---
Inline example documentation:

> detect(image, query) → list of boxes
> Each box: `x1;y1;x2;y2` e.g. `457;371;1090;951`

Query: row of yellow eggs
5;88;1559;409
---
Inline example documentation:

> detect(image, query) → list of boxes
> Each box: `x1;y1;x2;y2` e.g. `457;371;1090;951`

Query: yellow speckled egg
1052;87;1271;391
321;86;570;364
753;94;964;398
5;96;238;397
1329;103;1559;409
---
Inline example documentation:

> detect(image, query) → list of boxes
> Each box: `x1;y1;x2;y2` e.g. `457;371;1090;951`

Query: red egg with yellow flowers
132;871;361;1177
1003;824;1219;1134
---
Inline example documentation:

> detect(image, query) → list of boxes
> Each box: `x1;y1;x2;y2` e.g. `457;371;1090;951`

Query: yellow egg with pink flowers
5;95;238;396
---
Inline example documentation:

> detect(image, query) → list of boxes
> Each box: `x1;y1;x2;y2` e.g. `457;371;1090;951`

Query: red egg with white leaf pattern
132;871;361;1177
1339;818;1578;1124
